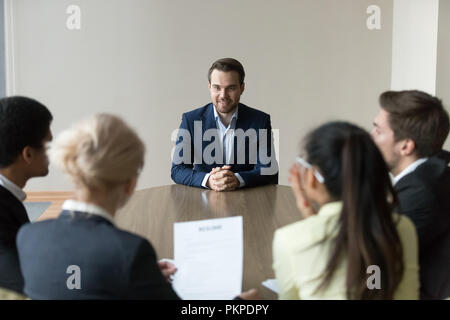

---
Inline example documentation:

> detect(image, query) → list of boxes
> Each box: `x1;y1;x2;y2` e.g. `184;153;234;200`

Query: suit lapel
201;104;219;168
202;103;217;131
232;104;251;168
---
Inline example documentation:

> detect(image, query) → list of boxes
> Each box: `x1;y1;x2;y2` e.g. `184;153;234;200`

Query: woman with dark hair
273;121;419;299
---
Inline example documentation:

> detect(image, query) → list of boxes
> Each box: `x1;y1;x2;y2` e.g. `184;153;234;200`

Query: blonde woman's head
50;113;145;209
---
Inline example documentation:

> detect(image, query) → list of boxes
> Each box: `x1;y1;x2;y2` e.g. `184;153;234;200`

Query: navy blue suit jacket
17;211;180;300
171;103;278;188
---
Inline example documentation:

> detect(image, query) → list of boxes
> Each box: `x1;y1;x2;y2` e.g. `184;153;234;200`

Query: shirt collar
62;200;115;225
213;104;239;125
392;158;428;185
0;174;26;202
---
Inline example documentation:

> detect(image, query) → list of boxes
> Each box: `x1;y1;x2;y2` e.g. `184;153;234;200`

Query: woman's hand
238;288;261;300
158;260;177;283
289;164;316;218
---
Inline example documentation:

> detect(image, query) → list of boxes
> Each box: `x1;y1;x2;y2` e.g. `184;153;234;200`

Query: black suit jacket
0;185;28;293
395;150;450;299
17;210;180;300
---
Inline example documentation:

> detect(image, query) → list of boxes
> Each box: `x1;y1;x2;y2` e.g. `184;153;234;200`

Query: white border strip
4;0;15;95
391;0;439;95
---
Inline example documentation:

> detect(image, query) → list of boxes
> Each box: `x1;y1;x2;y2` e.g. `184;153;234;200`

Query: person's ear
240;82;245;95
400;139;416;156
21;146;34;165
208;82;211;90
124;176;138;197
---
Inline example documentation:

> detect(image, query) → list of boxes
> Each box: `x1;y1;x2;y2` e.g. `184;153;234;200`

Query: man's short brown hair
208;58;245;85
379;90;449;158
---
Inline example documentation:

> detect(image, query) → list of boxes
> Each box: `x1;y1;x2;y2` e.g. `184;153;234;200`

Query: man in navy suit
0;96;53;293
171;58;278;191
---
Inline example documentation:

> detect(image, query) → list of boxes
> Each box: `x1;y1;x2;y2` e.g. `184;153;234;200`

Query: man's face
29;129;53;177
371;109;401;172
208;69;244;114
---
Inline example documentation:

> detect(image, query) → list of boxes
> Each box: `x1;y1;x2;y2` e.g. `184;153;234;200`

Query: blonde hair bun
50;113;145;191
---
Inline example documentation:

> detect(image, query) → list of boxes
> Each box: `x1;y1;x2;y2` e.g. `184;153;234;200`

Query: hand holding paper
158;259;177;283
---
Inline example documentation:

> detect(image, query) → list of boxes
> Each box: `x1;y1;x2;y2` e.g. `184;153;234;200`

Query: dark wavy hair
0;96;53;167
208;58;245;85
379;90;449;158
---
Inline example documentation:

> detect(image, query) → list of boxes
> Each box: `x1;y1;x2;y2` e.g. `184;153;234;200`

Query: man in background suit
171;58;278;191
371;90;450;299
0;96;53;293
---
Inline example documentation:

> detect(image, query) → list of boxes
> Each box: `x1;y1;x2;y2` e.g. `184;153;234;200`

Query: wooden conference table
115;184;301;300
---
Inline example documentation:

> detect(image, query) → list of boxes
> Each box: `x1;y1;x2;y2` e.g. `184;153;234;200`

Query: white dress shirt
392;158;428;185
201;105;245;188
62;199;115;225
0;174;26;202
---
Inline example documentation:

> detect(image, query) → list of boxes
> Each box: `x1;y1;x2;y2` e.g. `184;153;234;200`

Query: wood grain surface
116;184;301;299
25;184;301;299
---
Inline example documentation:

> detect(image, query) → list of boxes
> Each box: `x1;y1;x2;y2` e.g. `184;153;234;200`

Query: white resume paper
172;216;243;300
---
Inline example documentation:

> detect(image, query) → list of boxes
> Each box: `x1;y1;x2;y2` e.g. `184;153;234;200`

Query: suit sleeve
171;113;208;188
236;115;279;187
396;183;440;252
127;239;180;300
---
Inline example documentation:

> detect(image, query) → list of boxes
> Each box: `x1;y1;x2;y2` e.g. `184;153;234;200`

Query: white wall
391;0;439;95
437;0;450;151
390;0;449;150
5;0;394;191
